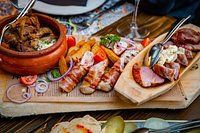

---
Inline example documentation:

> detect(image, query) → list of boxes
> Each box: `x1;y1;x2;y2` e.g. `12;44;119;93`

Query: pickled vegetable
59;56;67;75
104;116;125;133
101;46;119;63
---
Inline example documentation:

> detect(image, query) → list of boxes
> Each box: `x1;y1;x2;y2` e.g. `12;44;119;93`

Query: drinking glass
117;0;150;40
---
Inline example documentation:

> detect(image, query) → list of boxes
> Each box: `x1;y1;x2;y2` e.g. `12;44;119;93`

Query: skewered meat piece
176;54;189;66
79;60;108;94
59;52;94;93
153;64;175;81
132;64;165;87
171;28;200;44
97;60;121;92
165;62;180;80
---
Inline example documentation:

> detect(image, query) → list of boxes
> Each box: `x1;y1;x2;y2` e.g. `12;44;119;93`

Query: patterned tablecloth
0;0;135;36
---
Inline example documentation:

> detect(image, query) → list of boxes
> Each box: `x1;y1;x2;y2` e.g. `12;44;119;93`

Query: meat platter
115;24;200;104
0;14;200;116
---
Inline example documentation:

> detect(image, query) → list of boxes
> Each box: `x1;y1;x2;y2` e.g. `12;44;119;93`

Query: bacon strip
79;60;108;94
59;51;94;93
97;60;121;92
59;64;87;93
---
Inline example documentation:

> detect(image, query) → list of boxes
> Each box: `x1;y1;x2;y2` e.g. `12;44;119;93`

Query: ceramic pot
0;13;67;75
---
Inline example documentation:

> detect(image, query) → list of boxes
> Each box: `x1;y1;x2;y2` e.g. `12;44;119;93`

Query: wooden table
0;12;200;133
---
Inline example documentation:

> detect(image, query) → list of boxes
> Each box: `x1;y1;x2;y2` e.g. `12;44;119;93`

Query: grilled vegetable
101;46;119;63
71;42;91;62
141;38;151;47
20;75;38;85
67;36;76;48
92;42;101;54
76;40;86;47
94;48;107;63
87;38;96;47
59;55;68;75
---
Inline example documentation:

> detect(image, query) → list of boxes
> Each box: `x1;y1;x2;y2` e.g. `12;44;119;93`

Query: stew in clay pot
0;13;67;75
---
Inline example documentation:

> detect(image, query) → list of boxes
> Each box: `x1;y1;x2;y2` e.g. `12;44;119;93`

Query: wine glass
117;0;150;41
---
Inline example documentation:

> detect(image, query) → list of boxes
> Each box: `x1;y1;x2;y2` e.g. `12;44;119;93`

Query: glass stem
131;0;140;38
132;0;140;28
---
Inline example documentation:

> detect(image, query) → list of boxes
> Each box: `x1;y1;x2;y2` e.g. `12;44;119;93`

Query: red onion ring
6;83;31;104
47;58;74;82
22;92;31;99
35;82;49;93
117;38;137;50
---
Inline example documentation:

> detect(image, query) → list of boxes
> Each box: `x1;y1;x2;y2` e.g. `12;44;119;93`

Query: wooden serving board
115;24;200;104
0;25;200;117
0;60;199;117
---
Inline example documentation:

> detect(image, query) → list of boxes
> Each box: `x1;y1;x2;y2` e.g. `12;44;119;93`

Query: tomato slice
141;38;151;47
20;75;38;85
94;48;107;63
67;36;76;48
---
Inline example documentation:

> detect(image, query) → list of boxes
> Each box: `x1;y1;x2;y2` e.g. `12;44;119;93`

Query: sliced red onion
117;39;137;50
22;92;31;99
35;82;49;93
47;58;74;81
28;83;36;88
6;83;31;104
36;78;48;84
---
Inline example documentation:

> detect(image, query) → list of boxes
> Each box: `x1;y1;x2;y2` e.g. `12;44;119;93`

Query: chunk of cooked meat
132;64;165;87
165;62;180;80
185;49;193;59
3;32;19;46
79;60;108;94
171;28;200;44
16;43;35;52
34;27;53;38
3;14;57;52
178;43;200;52
153;64;175;81
176;54;189;66
97;60;121;91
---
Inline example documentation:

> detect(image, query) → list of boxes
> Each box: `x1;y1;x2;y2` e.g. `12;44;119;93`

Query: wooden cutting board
115;24;200;104
0;25;200;117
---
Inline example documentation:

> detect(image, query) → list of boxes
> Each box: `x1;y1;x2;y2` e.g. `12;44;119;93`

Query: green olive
104;116;125;133
124;122;137;133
